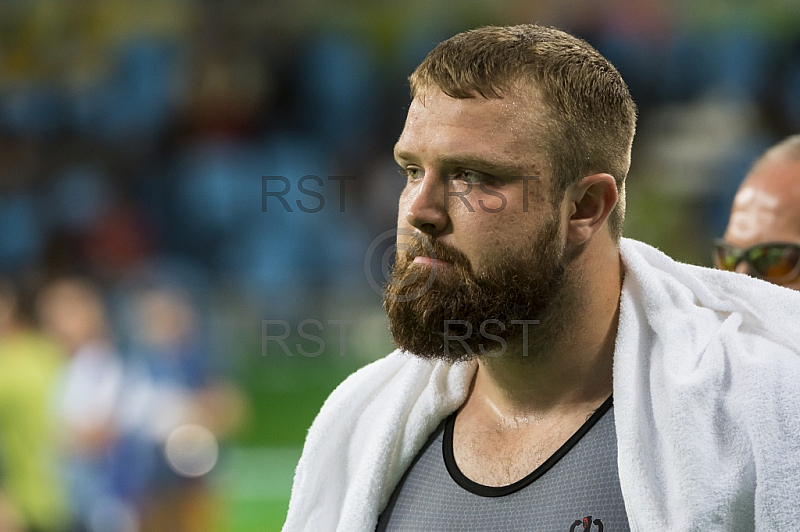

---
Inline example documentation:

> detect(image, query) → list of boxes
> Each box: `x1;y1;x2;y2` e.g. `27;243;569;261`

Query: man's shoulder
310;351;434;428
325;350;415;402
307;350;475;439
620;238;800;353
343;348;436;385
617;238;800;410
616;240;800;531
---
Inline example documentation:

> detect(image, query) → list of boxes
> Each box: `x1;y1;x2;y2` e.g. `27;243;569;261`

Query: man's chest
452;409;595;487
376;397;629;532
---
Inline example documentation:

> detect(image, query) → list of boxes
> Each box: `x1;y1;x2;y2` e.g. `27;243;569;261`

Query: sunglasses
712;239;800;284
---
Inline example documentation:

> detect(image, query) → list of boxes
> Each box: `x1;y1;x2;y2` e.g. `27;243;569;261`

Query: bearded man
283;25;800;532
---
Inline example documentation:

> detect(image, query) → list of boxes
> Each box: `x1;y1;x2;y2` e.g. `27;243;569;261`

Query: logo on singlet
569;515;604;531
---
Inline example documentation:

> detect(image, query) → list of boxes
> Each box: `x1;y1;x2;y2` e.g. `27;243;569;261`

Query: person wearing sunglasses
716;135;800;290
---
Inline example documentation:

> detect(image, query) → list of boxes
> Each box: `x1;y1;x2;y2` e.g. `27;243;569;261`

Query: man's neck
465;245;623;420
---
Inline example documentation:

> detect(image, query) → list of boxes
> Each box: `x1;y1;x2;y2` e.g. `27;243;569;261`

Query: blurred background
0;0;798;530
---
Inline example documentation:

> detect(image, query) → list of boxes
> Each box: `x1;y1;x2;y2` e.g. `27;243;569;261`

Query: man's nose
734;261;757;277
405;176;449;236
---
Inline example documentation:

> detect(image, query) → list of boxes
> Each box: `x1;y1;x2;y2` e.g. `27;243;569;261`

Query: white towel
282;351;475;532
283;238;800;531
614;238;800;530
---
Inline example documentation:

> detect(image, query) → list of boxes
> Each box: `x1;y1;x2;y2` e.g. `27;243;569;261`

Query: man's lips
413;256;451;268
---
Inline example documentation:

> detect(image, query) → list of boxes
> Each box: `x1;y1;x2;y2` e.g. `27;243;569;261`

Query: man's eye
398;167;422;180
454;169;493;184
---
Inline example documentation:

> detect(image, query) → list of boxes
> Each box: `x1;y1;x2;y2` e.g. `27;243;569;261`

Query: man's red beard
383;216;567;362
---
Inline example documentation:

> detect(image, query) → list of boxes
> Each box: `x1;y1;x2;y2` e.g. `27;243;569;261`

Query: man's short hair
409;25;637;240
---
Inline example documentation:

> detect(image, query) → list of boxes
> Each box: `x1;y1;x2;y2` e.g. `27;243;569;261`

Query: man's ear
564;173;618;246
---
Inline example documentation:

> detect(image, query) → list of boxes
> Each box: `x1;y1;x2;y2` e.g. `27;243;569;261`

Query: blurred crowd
0;0;798;292
0;0;799;530
0;275;244;532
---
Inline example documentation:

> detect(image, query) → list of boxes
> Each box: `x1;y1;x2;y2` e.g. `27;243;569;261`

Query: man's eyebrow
393;149;531;177
393;148;414;163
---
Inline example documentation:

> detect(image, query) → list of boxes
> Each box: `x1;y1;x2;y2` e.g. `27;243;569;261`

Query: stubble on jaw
384;215;579;363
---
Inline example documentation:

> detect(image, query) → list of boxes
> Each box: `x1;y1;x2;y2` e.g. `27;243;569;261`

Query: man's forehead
397;87;545;161
403;93;516;133
727;170;800;244
745;157;800;199
732;186;779;210
408;84;540;116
